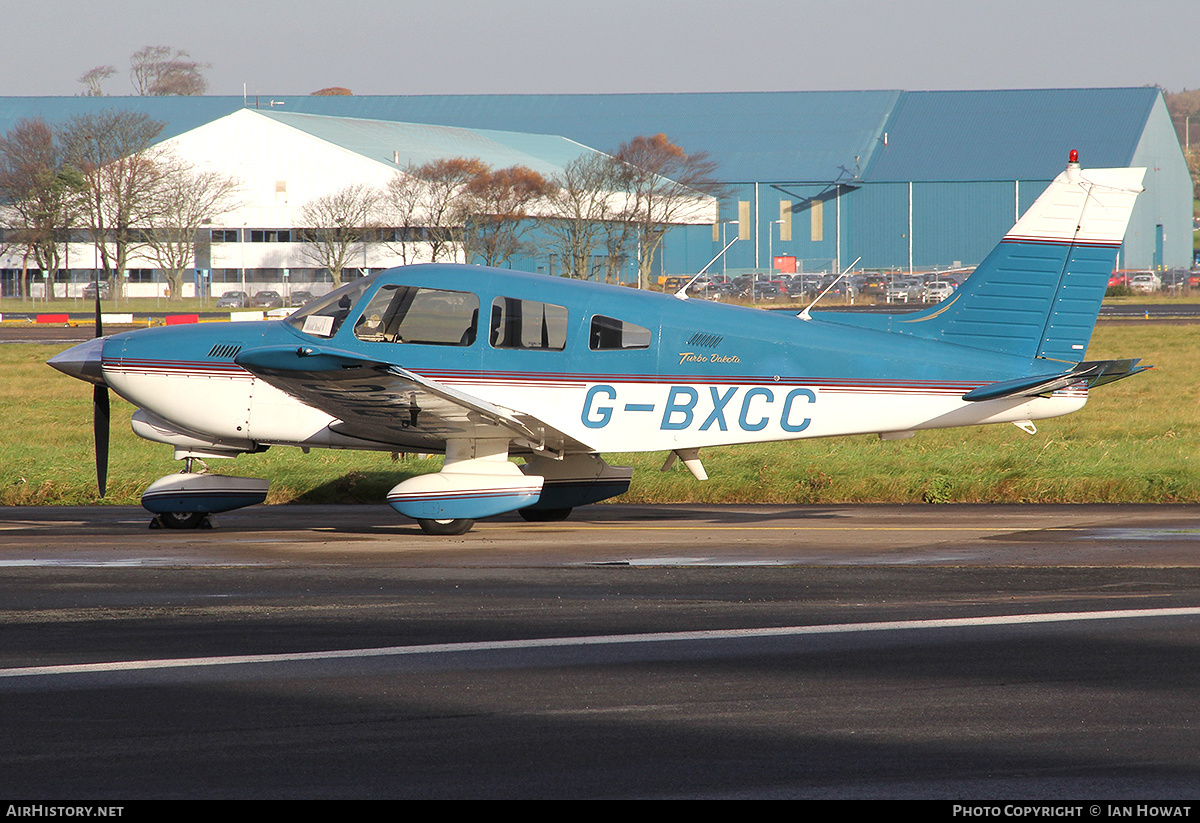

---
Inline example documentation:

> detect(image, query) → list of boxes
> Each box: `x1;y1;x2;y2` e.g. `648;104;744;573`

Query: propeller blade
94;280;103;337
93;383;110;497
93;280;107;497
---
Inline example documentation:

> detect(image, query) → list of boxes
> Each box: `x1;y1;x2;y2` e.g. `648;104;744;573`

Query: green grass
5;322;1198;506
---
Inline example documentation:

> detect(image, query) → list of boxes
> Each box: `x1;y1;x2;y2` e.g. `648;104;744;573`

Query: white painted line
4;607;1199;680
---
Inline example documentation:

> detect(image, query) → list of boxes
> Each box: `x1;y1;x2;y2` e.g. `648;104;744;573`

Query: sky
4;0;1199;98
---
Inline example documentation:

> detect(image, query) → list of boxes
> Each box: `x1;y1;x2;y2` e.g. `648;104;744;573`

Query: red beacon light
1068;149;1079;165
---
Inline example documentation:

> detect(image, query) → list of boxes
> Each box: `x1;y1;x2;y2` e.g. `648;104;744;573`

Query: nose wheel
141;470;269;529
151;511;211;530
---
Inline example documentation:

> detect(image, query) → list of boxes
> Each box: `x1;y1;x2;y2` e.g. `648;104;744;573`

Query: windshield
286;274;380;338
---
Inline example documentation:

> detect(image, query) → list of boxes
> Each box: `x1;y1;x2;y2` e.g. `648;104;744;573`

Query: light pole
722;220;738;280
240;223;247;301
768;218;784;278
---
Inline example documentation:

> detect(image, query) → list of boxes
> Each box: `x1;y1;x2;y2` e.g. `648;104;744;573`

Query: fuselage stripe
105;358;1086;398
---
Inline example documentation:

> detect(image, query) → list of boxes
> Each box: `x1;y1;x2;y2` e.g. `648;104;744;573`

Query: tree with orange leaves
461;165;555;268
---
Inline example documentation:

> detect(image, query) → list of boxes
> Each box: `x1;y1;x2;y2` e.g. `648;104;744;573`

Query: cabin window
489;297;568;351
590;315;651;350
353;285;478;346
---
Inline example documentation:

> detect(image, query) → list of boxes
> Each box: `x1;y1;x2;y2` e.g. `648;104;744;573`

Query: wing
235;343;584;454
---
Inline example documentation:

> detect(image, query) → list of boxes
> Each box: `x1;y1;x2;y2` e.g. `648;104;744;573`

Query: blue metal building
0;87;1188;275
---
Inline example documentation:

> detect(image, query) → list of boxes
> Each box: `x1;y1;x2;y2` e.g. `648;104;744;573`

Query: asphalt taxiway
3;501;1200;566
3;503;1200;799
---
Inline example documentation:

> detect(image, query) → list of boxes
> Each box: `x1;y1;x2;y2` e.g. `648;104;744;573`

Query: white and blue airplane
50;152;1148;534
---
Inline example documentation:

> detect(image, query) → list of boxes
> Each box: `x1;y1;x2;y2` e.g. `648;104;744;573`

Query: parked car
859;274;889;295
1128;272;1161;294
697;281;737;299
885;279;922;302
287;290;316;307
818;278;856;301
786;275;823;298
251;290;284;308
1159;269;1190;289
923;280;956;302
755;280;790;299
81;281;111;300
216;290;249;308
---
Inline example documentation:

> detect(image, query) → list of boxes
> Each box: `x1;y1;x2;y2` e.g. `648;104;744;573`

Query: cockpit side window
489;297;568;351
287;276;376;338
353;285;479;346
590;315;652;350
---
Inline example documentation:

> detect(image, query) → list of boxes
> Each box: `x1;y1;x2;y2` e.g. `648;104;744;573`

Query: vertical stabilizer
897;154;1144;363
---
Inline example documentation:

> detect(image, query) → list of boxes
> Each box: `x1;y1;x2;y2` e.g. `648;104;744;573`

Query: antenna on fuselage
674;236;739;300
798;257;861;321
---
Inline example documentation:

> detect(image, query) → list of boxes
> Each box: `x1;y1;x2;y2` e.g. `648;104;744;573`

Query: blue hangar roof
863;87;1161;182
0;87;1163;185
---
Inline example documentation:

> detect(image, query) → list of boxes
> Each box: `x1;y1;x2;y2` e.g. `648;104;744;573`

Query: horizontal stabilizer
962;359;1149;402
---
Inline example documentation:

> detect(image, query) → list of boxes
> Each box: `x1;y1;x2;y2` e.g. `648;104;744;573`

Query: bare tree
142;156;242;300
613;134;724;288
298;184;383;285
462;165;554;268
541;152;628;280
59;110;167;296
0;119;86;300
416;157;488;262
130;46;208;96
380;157;489;265
77;66;116;97
380;172;426;266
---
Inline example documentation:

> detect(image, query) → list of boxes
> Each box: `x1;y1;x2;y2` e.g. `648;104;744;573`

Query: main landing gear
518;507;573;522
416;518;476;536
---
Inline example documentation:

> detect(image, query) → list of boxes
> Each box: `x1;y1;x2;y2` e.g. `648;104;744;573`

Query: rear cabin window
353;285;479;346
489;297;568;351
590;315;652;350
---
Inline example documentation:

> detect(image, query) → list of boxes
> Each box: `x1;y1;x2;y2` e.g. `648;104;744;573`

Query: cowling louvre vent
686;333;723;348
208;343;243;359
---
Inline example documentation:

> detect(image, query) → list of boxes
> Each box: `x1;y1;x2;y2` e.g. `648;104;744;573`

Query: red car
1107;271;1129;288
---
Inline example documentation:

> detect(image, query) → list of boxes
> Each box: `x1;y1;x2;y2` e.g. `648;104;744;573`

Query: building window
249;229;292;243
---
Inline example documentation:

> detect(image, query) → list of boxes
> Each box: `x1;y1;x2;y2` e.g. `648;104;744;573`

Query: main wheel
417;518;475;536
518;507;573;522
157;511;207;529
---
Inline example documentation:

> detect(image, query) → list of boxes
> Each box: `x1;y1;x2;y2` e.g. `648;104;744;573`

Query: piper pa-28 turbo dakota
50;152;1149;534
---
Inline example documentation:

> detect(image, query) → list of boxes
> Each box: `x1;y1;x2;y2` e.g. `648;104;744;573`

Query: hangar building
0;87;1188;295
